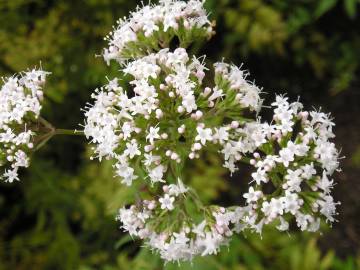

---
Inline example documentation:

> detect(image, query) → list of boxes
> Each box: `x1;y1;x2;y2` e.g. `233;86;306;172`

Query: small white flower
301;163;316;179
277;148;294;167
192;220;206;237
199;232;219;256
159;194;175;210
243;186;262;203
284;168;303;192
148;165;165;183
3;168;19;183
173;231;189;245
146;126;160;144
213;127;229;144
208;86;224;101
124;141;141;159
195;125;213;145
283;192;300;215
276;217;289;231
168;178;188;196
251;169;268;185
316;171;334;194
122;122;133;139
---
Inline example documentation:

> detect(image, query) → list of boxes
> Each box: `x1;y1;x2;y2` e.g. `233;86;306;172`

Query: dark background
0;0;359;269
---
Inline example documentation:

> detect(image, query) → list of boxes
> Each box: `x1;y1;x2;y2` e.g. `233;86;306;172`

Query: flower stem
38;116;54;130
54;129;85;136
34;128;85;151
34;117;84;149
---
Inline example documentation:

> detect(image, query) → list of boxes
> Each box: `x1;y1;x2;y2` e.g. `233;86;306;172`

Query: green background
0;0;359;269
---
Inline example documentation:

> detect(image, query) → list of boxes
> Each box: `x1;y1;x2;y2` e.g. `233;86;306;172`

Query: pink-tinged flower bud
231;121;239;129
196;70;205;81
204;87;211;96
196;110;203;118
177;106;185;113
155;109;163;119
163;185;169;193
194;143;202;150
178;126;185;134
215;224;224;234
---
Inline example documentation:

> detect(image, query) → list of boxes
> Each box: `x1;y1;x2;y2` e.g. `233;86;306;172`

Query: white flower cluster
84;47;261;187
0;0;342;263
117;179;252;262
84;0;341;263
0;69;48;182
214;62;263;112
103;0;213;64
115;94;342;261
240;96;340;232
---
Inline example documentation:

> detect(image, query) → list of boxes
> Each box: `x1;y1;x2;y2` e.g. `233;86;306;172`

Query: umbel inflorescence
1;0;341;264
0;69;49;183
82;0;341;263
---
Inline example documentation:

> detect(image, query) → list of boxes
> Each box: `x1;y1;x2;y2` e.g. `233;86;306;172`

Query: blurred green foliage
0;0;359;269
205;0;360;95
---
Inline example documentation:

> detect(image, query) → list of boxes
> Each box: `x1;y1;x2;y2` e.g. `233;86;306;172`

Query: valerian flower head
0;69;49;182
84;47;262;187
103;0;214;65
240;97;341;232
83;0;341;263
116;180;251;262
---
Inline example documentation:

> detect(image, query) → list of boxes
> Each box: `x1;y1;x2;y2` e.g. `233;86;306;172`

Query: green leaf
315;0;338;18
344;0;357;18
114;234;133;249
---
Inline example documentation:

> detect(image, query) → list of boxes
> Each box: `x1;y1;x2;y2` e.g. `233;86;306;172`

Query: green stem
38;116;54;130
34;129;84;151
54;129;85;136
34;132;55;151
